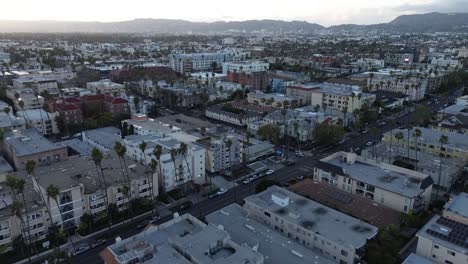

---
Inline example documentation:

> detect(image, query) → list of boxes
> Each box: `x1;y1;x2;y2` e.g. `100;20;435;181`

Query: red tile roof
79;94;105;102
57;103;80;111
65;97;81;103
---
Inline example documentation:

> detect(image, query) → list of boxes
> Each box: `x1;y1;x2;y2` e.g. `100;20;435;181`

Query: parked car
297;175;304;180
91;239;106;248
295;151;304;157
266;169;275;175
150;216;160;224
73;244;90;255
243;178;251;184
217;188;227;195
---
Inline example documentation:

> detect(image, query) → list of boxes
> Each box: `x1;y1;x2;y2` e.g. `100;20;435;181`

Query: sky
1;0;467;26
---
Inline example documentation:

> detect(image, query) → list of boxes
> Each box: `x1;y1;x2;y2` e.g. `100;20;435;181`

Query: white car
266;169;275;175
295;152;305;157
72;244;90;255
366;141;373;146
217;188;227;195
243;178;251;184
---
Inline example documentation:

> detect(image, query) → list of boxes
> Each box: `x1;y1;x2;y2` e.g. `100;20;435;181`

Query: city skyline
1;0;467;26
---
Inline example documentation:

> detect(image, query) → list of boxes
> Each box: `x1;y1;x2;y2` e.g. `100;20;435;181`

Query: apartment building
100;213;264;264
286;83;320;105
222;61;269;74
362;143;464;194
123;135;206;192
310;83;376;117
366;69;429;101
17;109;59;135
81;127;122;152
205;104;262;127
314;152;433;213
1;129;68;170
247;91;303;108
86;79;125;95
384;53;414;66
12;77;59;93
415;193;468;264
383;127;468;161
169;50;249;74
0;112;26;132
195;134;242;173
7;88;45;110
243;186;378;264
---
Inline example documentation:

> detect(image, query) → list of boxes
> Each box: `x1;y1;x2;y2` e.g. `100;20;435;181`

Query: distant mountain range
0;12;467;34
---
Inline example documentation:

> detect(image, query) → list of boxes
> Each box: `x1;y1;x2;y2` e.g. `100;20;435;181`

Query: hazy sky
1;0;467;26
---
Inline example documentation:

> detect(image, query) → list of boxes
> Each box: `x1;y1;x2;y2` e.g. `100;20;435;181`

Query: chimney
346;152;357;164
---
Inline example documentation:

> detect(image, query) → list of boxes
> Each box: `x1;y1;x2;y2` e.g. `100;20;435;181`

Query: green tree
314;123;345;145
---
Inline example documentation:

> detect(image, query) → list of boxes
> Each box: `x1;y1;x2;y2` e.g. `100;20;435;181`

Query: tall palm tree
153;145;164;194
46;184;76;254
11;200;31;263
6;176;32;263
139;141;147;165
413;128;422;170
25;160;54;226
406;125;413;160
121;185;131;221
148;159;158;216
395;131;404;157
436;135;448;199
178;142;193;192
170;148;179;193
91;148;110;223
4;106;13;124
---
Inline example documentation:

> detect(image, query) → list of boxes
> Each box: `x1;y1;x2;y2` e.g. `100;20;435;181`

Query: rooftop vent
272;193;289;207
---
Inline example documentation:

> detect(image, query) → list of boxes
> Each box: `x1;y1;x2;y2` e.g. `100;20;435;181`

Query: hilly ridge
0;12;467;34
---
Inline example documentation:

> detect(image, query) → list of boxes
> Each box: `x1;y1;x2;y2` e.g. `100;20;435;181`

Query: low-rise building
81;127;122;152
415;193;468;264
222;61;269;74
314;152;433;213
0;112;26;132
86;79;125;95
243;186;378;264
1;129;68;170
17;109;59;135
247;91;303;108
383;127;468;161
205;103;262;127
100;213;264;264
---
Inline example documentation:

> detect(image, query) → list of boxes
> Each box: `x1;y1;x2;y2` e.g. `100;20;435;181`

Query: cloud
393;0;468;13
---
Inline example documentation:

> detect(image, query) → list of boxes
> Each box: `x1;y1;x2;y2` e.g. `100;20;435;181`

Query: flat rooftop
319;152;431;198
289;179;400;229
402;253;434;264
386;127;468;152
5;129;67;157
417;215;468;254
444;192;468;220
13;153;148;194
245;186;378;249
102;214;263;264
207;204;334;264
82;127;121;150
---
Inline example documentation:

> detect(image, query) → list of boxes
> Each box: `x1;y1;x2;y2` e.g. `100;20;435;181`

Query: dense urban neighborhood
0;11;468;264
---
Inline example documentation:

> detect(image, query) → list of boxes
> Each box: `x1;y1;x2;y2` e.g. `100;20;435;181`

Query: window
341;250;348;257
445;261;453;264
447;250;455;256
264;211;271;217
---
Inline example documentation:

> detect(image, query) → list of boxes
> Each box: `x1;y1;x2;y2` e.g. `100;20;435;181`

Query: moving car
216;188;227;195
266;169;275;175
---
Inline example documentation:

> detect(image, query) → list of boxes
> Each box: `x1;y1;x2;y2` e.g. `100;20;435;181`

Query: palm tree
11;200;31;263
178;142;193;193
121;185;131;221
6;176;32;263
25;160;54;227
153;145;164;194
4;106;13;124
46;184;76;254
395;131;404;157
170;148;179;193
91;148;110;223
406;125;412;160
139;141;147;165
436;135;448;199
148;159;158;216
413;128;422;170
114;142;131;196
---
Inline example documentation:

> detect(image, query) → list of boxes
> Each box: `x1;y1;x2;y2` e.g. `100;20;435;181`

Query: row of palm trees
6;171;75;263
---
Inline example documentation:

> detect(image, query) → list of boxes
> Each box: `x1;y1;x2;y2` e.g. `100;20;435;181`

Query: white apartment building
7;88;45;110
17;109;59;136
309;83;376;116
366;70;429;101
195;134;242;173
244;186;378;264
86;79;125;95
222;61;269;74
247;91;303;108
170;50;249;74
12;77;59;93
415;193;468;264
123;135;206;192
314;152;433;213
